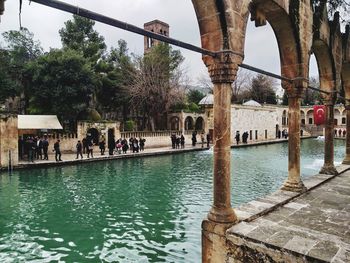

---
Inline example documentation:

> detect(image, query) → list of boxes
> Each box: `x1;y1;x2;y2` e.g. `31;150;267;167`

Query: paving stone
307;240;340;262
283;236;318;255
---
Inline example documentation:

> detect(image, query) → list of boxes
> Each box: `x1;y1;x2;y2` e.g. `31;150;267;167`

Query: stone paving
227;166;350;263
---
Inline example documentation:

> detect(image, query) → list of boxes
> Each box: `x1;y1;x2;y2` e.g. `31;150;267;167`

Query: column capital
282;78;306;99
207;51;241;84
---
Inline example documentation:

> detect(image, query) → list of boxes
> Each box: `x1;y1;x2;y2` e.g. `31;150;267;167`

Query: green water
0;139;346;262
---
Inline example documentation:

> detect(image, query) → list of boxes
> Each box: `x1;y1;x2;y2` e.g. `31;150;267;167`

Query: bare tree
126;44;186;131
232;68;254;102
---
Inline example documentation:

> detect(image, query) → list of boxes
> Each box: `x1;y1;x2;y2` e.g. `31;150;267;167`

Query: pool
0;139;345;262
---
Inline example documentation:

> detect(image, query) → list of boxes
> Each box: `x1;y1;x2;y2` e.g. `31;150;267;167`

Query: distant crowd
18;135;147;163
170;131;211;149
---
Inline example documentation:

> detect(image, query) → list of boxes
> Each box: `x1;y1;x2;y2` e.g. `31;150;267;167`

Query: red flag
313;105;325;125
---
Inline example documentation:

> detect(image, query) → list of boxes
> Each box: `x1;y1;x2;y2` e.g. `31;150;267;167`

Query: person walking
76;140;83;159
42;136;49;160
54;139;62;162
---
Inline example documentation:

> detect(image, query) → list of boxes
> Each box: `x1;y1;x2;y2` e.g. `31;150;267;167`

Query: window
265;130;267;139
255;130;258;140
309;118;313;124
249;130;252;140
301;119;305;125
342;117;346;124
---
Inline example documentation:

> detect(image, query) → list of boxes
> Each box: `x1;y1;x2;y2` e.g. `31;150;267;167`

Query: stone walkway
12;137;304;171
227;165;350;262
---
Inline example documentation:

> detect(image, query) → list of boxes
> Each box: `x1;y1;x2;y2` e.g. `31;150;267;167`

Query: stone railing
120;131;182;139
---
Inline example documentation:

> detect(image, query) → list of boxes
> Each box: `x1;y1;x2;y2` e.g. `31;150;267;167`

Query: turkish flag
313;105;325;125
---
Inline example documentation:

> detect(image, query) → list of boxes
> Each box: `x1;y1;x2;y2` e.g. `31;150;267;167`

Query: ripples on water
0;139;345;262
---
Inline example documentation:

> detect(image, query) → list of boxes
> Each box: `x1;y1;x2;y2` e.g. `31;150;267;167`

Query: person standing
54;139;62;162
139;137;146;151
42;136;49;160
27;137;35;163
99;140;106;155
180;134;185;149
235;131;240;145
206;132;211;148
82;137;88;154
76;140;83;159
36;136;43;160
191;131;197;146
87;139;94;158
201;132;205;148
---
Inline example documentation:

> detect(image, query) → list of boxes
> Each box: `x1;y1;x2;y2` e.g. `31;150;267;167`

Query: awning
18;115;63;130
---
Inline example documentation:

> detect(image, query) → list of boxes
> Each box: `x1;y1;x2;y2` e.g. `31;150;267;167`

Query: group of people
234;131;249;145
75;136;147;159
334;129;346;137
171;131;211;148
19;136;57;162
171;133;186;149
277;129;289;139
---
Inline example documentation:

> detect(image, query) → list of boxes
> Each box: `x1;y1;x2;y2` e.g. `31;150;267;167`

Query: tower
144;20;170;53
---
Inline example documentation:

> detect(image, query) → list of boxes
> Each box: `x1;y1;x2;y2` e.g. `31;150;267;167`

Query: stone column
202;52;240;263
207;52;239;223
320;98;338;174
343;104;350;164
281;88;306;192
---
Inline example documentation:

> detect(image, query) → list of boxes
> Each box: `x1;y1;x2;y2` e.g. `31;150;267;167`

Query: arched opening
306;110;314;125
195;117;204;131
170;116;180;131
87;128;99;145
282;110;287;126
334;109;341;127
301;111;306;125
185;116;194;130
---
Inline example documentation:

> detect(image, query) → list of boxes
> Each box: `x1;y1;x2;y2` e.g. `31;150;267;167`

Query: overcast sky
0;0;319;90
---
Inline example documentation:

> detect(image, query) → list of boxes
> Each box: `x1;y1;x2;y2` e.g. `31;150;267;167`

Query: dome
199;94;214;105
242;100;262;107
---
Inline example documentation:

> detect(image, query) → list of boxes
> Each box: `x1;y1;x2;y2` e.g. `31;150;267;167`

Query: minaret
144;20;170;53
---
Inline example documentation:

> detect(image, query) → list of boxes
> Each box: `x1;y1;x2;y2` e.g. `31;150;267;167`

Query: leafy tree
96;40;134;120
24;49;96;120
302;77;322;105
187;89;205;105
1;28;43;110
59;15;106;62
126;43;186;131
312;0;349;23
249;74;277;104
0;50;19;103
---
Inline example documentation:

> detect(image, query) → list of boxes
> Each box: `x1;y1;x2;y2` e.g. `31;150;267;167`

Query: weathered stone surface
227;170;350;262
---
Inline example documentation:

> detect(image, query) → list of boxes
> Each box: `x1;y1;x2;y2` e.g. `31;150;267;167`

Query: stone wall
0;115;18;167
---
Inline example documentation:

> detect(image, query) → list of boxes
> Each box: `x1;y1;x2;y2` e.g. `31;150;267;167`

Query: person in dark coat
87;139;93;158
54;139;62;162
108;135;115;155
27;137;35;163
42;136;49;160
171;134;176;149
139;137;146;151
180;134;185;148
206;133;211;148
82;137;88;154
235;131;240;145
133;138;139;153
191;131;197;146
36;136;43;160
76;140;83;159
99;140;106;155
175;136;180;149
122;139;129;154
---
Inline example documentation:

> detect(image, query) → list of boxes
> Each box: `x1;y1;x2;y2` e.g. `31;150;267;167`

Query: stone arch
195;117;205;131
170;116;180;131
185;116;194;130
87;128;99;145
